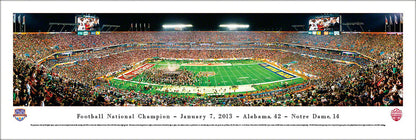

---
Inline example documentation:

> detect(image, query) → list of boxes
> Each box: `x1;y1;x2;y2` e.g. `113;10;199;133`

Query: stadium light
219;24;249;30
162;24;193;28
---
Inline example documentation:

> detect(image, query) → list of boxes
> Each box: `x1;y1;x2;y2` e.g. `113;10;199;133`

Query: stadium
13;13;403;106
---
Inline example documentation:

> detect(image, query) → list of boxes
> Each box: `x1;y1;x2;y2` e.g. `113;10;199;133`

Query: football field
111;59;305;95
162;64;288;86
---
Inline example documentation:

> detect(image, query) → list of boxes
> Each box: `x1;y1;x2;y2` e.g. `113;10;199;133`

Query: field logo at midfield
258;63;296;79
198;71;216;77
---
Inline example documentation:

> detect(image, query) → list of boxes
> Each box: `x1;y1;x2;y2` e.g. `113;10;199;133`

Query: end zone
258;63;297;79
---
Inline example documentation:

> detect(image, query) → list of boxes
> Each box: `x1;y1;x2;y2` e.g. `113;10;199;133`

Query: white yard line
247;66;270;83
234;65;250;84
222;66;235;85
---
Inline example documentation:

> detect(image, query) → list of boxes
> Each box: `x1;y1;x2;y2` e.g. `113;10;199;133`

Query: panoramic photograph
12;13;403;106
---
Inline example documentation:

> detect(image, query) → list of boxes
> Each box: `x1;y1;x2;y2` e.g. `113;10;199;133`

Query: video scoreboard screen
76;15;99;31
76;15;100;36
308;16;340;35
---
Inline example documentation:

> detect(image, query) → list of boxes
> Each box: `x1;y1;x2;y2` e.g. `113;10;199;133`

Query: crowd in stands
252;49;361;81
276;44;371;66
260;52;403;106
41;45;136;68
51;49;154;85
13;51;402;106
13;32;403;106
14;54;97;106
14;32;401;62
13;32;274;62
278;33;402;59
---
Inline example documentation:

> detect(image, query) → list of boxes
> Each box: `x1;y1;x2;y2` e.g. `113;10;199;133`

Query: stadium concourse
13;31;402;106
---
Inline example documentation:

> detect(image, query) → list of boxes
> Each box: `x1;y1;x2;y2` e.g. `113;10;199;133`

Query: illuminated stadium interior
13;13;403;106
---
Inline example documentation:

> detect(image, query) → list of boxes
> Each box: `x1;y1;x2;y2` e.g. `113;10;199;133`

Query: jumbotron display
308;16;340;31
76;15;99;31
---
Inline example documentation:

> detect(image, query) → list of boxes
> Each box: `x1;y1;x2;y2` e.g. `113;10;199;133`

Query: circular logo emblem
391;108;402;121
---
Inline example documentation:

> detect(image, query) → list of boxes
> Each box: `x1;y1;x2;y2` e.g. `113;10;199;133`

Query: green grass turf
110;60;305;96
110;76;305;97
181;64;286;86
131;60;301;86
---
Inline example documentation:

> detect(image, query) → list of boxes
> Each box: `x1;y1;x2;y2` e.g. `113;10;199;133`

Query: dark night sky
16;13;398;32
